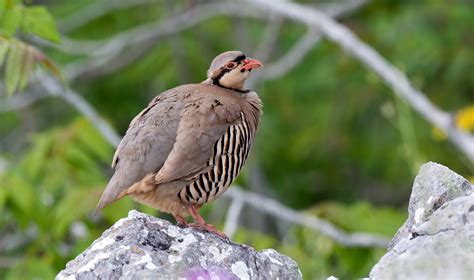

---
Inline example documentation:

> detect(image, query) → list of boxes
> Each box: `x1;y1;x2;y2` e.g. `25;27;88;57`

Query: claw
185;204;228;239
188;222;228;239
173;214;188;228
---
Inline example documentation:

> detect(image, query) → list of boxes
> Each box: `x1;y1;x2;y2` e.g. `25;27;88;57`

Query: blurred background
0;0;473;278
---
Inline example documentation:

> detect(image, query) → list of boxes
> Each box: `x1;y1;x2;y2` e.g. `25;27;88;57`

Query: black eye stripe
233;55;246;63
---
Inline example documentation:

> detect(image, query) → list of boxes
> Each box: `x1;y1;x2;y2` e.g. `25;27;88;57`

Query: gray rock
56;210;302;280
370;162;474;280
389;162;473;249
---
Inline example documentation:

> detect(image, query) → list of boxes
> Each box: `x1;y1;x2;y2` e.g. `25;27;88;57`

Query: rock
56;210;302;280
370;162;474;280
388;162;473;249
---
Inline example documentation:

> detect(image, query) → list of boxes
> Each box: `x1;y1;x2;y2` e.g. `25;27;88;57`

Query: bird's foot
173;214;188;228
188;222;228;239
185;204;228;239
176;220;187;228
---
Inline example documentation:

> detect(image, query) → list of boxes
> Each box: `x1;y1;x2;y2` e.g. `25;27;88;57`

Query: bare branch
164;0;191;83
245;18;283;89
1;0;367;115
0;91;47;113
30;36;102;56
262;29;321;80
224;187;390;248
223;196;245;239
315;0;370;17
255;0;368;83
245;0;474;162
232;18;252;52
38;75;121;147
63;0;364;81
58;0;157;33
63;2;278;80
253;17;283;61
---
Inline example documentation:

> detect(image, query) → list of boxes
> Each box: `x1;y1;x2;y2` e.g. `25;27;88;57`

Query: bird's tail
94;172;128;215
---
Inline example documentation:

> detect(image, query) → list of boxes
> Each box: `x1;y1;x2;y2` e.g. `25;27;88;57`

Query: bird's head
206;51;263;91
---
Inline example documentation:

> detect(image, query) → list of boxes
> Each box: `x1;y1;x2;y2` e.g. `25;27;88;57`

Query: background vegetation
0;0;473;279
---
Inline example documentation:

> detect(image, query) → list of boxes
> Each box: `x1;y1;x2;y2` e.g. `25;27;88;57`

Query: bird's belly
178;114;253;205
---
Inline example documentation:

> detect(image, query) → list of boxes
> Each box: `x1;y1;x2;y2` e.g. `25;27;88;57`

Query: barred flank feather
179;112;253;204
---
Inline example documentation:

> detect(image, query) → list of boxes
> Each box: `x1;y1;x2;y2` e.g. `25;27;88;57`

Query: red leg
186;204;228;239
173;213;187;227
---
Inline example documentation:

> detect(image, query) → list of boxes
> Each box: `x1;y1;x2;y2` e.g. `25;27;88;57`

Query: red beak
241;58;263;70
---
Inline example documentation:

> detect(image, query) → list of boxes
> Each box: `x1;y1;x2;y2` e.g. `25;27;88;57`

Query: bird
96;51;263;238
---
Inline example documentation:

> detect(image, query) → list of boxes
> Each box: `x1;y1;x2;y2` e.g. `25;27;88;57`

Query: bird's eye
225;62;237;69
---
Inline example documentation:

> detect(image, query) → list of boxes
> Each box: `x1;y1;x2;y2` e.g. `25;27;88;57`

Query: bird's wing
96;87;184;210
111;92;178;171
153;89;242;185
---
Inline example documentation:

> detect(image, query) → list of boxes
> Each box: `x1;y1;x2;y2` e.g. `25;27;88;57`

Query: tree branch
255;0;368;83
0;91;47;113
63;2;277;81
223;196;245;239
58;0;157;33
245;0;474;162
245;17;283;89
38;75;121;147
62;1;365;81
224;187;390;247
262;29;321;80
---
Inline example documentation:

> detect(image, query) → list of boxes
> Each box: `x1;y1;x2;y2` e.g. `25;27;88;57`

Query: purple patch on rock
183;266;237;280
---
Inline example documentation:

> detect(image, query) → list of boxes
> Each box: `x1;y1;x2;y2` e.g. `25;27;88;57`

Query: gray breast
178;112;253;204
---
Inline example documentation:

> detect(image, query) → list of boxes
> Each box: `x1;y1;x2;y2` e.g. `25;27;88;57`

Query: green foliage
0;0;22;37
0;0;61;42
0;0;62;95
290;202;404;278
4;38;23;94
311;201;406;236
0;37;62;95
6;259;56;280
0;117;163;278
22;6;61;43
0;118;114;277
234;202;405;278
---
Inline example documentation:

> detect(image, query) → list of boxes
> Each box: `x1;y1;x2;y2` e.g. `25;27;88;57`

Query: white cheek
221;71;239;86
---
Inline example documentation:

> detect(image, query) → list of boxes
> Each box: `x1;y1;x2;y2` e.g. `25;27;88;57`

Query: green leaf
0;0;20;9
0;36;9;65
18;43;34;91
0;5;23;37
4;41;23;95
22;6;61;43
53;188;97;238
5;175;36;217
75;118;114;162
21;133;54;181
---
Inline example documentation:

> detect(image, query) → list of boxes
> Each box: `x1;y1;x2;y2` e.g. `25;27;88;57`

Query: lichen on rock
56;210;302;280
369;162;474;280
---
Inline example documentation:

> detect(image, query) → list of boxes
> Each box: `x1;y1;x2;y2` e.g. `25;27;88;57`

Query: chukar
96;51;263;237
